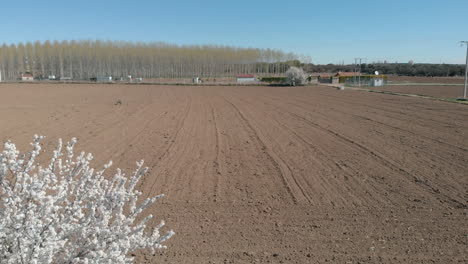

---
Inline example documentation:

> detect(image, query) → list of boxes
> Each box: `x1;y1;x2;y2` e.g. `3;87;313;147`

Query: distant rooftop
335;72;358;77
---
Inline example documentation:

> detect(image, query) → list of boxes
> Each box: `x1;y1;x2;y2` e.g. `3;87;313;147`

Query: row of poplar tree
0;40;300;80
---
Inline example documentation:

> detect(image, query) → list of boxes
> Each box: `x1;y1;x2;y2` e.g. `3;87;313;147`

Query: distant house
335;71;387;86
96;76;112;83
192;77;201;84
236;74;257;83
317;74;333;84
335;72;360;84
335;72;359;77
21;73;34;82
370;78;385;87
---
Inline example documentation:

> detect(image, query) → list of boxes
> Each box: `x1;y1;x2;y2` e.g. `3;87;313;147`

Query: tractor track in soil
0;83;466;263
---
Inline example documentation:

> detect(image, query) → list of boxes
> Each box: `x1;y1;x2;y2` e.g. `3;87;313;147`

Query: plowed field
388;76;464;84
0;83;466;263
375;85;465;98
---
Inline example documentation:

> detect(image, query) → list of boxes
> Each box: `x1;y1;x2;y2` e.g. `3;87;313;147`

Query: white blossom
286;66;307;86
0;136;174;263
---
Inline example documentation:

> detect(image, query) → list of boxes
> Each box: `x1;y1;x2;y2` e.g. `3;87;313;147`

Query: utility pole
353;59;357;85
359;58;362;87
461;41;468;99
354;58;364;87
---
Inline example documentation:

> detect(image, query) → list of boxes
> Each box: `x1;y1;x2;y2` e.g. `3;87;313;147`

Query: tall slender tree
0;40;300;80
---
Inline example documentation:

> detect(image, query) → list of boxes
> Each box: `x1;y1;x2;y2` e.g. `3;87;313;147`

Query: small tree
0;136;174;263
286;66;307;86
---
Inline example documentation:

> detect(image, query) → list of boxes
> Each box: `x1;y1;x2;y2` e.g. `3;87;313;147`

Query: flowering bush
0;135;174;263
286;67;307;86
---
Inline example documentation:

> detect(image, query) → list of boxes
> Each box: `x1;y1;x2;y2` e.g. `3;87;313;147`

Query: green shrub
338;75;388;83
260;77;287;83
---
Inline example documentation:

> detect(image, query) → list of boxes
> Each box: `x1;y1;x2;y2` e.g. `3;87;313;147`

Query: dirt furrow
282;101;465;208
210;103;221;201
254;90;467;208
1;84;466;263
222;98;304;204
144;95;193;198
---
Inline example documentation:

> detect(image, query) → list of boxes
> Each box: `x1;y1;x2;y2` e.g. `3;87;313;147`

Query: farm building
317;74;333;84
336;72;387;87
96;76;113;82
21;73;34;82
369;78;385;87
192;77;201;84
335;72;359;78
236;74;257;83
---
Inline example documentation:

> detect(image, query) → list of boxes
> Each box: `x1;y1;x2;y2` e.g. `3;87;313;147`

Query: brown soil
0;83;466;263
388;75;465;84
374;85;465;98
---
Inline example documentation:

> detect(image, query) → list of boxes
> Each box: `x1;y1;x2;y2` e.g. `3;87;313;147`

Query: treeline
303;63;466;77
0;40;300;80
362;63;465;77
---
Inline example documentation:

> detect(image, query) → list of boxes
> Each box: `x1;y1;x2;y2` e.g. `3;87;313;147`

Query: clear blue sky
1;0;467;64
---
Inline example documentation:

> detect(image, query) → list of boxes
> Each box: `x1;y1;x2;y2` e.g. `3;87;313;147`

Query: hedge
338;75;388;83
260;77;287;83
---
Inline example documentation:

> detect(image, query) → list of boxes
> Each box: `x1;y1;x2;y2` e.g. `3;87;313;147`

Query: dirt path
0;83;466;263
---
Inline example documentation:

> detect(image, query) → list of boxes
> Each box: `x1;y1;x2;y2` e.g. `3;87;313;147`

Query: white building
97;76;112;82
371;78;384;87
21;73;34;82
236;74;257;83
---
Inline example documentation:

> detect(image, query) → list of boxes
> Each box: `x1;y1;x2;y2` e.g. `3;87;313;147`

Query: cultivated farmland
0;83;466;263
373;85;465;98
381;76;466;98
387;75;465;84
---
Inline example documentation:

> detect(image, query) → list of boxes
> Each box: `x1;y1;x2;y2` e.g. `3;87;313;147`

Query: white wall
237;77;256;83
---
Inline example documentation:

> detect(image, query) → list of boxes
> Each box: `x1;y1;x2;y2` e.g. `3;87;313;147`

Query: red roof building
21;72;34;82
335;72;359;77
